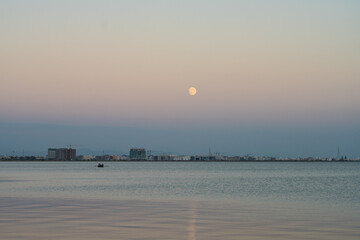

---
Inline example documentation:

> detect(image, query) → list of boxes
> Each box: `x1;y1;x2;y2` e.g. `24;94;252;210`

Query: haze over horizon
1;1;359;158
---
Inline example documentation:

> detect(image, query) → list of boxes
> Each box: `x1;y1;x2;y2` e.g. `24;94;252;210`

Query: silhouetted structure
129;148;146;160
48;148;76;160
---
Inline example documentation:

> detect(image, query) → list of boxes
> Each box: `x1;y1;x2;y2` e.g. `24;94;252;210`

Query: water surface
1;162;359;239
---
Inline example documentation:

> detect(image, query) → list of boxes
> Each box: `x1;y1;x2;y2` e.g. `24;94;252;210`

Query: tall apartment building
47;148;76;160
129;148;146;160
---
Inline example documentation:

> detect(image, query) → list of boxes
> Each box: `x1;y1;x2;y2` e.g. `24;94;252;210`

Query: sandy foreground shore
0;197;359;240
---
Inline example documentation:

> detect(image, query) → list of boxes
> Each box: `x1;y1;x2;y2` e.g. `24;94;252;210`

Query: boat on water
97;163;104;168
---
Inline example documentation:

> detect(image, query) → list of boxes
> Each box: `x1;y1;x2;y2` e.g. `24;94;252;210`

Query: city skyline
1;1;359;158
0;145;356;161
1;121;359;158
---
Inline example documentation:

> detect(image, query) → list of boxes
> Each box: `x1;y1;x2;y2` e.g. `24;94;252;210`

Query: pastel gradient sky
1;1;359;157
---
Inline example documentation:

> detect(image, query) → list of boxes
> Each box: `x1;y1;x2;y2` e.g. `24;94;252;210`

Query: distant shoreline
0;159;359;162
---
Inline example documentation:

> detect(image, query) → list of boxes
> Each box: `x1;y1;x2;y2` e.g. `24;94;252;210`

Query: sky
1;0;359;158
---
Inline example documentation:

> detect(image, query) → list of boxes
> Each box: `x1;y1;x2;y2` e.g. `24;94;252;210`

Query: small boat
97;163;104;168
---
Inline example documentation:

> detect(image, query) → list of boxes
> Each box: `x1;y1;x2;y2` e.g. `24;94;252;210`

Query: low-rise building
77;155;95;160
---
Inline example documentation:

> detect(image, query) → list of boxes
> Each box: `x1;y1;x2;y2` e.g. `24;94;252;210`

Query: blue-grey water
1;162;360;239
1;162;359;206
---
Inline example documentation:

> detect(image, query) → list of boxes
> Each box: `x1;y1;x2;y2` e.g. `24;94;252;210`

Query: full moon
188;87;197;96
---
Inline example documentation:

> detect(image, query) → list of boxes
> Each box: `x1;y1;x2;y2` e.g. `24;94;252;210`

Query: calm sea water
1;161;359;207
1;162;360;239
